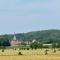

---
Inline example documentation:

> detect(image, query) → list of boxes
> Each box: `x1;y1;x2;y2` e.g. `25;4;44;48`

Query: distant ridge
0;29;60;42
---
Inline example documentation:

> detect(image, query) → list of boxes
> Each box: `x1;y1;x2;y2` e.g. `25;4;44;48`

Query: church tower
10;32;19;46
13;32;16;40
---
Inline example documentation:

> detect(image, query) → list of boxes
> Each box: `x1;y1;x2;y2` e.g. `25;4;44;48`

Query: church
10;33;19;46
10;33;33;46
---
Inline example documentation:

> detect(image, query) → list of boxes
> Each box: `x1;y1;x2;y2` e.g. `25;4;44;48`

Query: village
10;33;36;46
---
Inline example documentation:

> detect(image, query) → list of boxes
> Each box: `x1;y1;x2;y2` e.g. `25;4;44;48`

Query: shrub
18;52;22;55
23;48;25;50
27;48;29;50
53;48;56;53
14;48;16;50
2;49;4;52
58;49;60;51
45;49;48;55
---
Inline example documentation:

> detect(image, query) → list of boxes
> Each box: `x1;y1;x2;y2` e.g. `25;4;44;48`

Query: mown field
0;48;60;60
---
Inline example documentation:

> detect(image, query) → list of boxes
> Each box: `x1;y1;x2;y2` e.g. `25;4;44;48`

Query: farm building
43;44;52;48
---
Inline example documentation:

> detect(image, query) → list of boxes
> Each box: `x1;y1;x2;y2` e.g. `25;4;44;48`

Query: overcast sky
0;0;60;34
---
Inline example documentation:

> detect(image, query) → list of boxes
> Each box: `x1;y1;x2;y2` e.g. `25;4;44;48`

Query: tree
30;42;38;49
52;43;56;53
0;38;10;49
52;43;56;48
57;43;60;48
38;43;43;49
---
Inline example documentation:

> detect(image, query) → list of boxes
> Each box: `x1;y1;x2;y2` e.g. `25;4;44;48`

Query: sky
0;0;60;34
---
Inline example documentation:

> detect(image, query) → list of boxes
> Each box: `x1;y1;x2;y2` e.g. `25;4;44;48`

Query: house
24;41;32;45
32;39;36;43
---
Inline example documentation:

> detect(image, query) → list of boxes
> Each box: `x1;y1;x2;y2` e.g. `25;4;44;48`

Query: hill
1;29;60;44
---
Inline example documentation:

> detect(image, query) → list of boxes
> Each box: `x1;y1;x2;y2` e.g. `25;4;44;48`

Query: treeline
0;29;60;47
15;29;60;43
2;29;60;41
0;38;10;48
30;41;60;49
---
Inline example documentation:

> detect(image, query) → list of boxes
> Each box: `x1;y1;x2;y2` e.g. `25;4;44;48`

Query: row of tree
30;41;60;49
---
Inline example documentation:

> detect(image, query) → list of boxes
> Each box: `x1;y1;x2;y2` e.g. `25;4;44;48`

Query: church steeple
13;32;16;40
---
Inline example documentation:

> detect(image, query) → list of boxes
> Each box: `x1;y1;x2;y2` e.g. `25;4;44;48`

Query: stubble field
0;49;60;60
0;55;60;60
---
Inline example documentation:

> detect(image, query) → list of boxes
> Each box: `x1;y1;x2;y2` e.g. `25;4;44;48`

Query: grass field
0;49;60;60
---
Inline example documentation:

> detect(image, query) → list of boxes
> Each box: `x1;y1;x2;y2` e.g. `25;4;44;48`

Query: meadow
0;48;60;60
